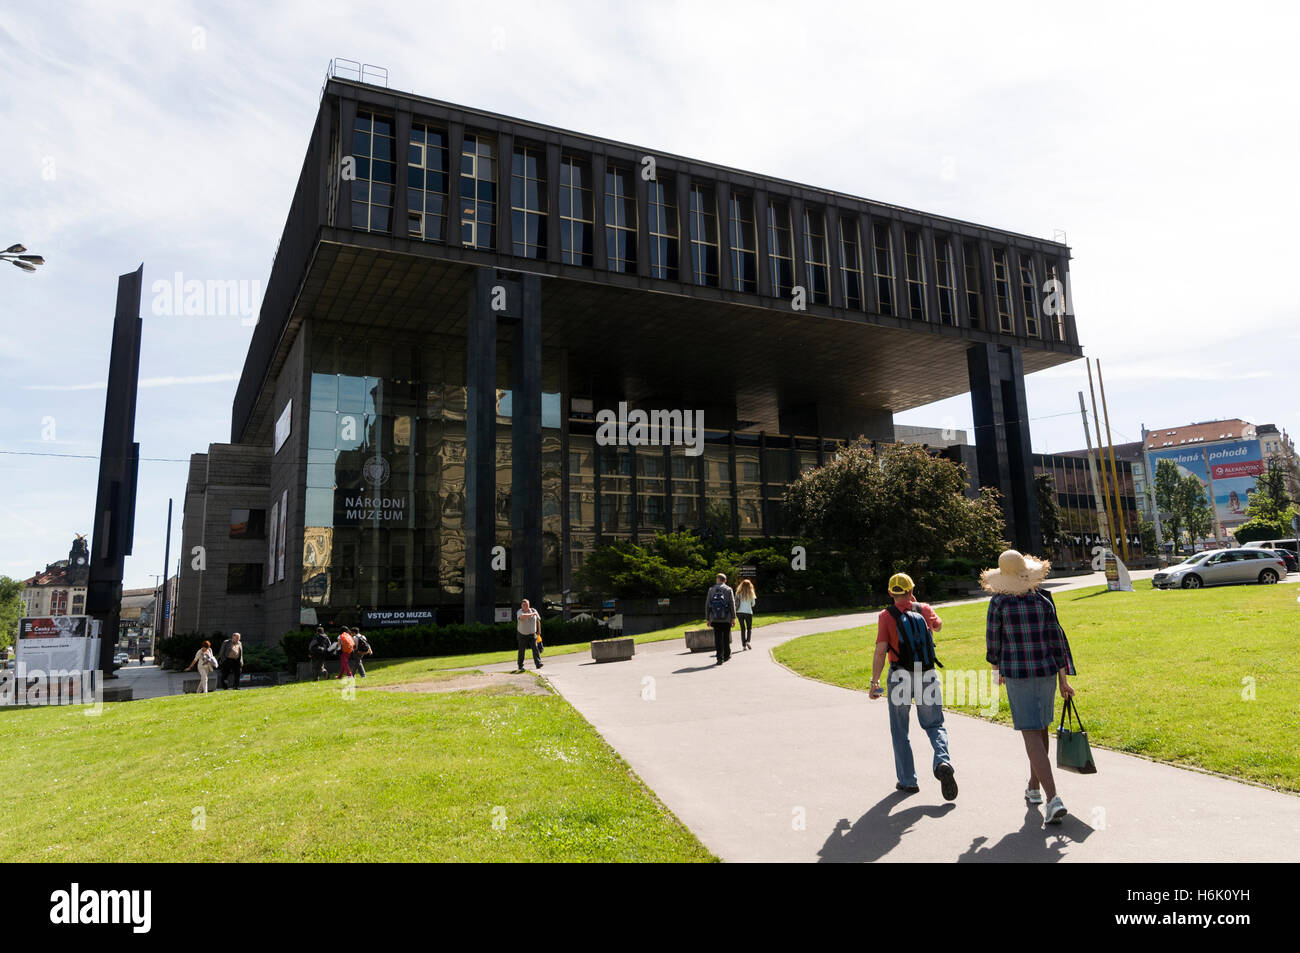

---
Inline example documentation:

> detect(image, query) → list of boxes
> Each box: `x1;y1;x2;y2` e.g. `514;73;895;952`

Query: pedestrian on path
981;549;1077;825
869;572;957;800
217;633;244;690
735;578;757;650
184;640;218;693
308;625;332;681
350;627;372;678
334;627;355;679
516;599;542;671
705;573;737;665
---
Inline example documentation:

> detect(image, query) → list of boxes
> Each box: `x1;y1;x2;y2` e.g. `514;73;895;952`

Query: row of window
348;111;1066;338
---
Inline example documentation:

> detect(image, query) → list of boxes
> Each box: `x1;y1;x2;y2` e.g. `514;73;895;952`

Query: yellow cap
887;572;914;595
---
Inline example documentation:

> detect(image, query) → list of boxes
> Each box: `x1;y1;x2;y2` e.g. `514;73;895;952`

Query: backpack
885;606;943;672
354;634;371;656
309;634;330;660
708;586;731;622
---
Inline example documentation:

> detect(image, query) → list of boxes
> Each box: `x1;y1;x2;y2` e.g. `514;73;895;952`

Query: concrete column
754;189;772;298
968;342;1039;552
826;206;845;310
497;132;515;256
394;109;413;239
676;171;694;286
717;181;734;291
511;274;543;606
465;269;498;623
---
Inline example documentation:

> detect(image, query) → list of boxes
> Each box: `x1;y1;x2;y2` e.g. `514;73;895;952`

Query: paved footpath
486;573;1300;862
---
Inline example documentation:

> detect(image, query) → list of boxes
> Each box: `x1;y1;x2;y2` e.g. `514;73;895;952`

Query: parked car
112;651;130;668
1153;548;1287;589
1268;549;1299;573
1242;537;1300;555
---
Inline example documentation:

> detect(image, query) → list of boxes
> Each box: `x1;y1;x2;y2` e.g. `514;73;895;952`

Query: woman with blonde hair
183;640;218;694
982;550;1076;825
735;578;757;650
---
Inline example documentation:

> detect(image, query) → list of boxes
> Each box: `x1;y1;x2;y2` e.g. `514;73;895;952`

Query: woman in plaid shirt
982;550;1076;825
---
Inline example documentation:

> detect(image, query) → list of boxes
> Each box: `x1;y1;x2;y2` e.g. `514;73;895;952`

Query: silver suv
1153;548;1287;589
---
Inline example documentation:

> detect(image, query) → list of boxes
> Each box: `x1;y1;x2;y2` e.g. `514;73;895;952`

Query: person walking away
350;627;372;678
184;640;218;693
217;633;244;690
869;573;957;800
335;627;355;679
516;599;542;671
981;550;1077;825
308;625;332;681
735;578;757;650
705;573;737;665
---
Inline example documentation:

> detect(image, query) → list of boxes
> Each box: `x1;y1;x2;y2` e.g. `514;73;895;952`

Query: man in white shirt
515;599;542;672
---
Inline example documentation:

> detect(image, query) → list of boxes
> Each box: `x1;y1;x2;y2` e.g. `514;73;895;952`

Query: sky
1;0;1297;589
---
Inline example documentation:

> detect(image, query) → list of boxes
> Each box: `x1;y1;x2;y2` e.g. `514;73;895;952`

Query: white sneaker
1025;786;1044;805
1044;795;1067;824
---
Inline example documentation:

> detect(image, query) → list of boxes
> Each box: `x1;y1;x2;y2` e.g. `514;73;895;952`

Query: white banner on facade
278;488;288;582
267;499;279;586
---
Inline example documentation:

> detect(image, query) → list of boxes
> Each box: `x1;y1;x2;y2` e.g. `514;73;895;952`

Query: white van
1242;538;1299;554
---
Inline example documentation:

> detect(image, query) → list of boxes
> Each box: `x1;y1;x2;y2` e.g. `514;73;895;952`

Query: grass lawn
774;580;1300;792
0;661;715;862
393;606;876;673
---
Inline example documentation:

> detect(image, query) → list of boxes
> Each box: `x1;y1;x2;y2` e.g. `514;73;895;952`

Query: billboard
1146;439;1264;533
17;616;94;672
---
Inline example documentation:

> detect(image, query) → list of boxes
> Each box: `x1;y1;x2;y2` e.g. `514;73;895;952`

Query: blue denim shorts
1003;674;1057;730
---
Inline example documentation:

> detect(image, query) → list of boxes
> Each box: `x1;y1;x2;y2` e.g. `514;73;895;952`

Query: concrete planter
590;637;635;662
684;628;717;652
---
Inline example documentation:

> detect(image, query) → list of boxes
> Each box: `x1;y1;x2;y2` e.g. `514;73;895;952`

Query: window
1020;254;1040;337
50;590;68;615
872;222;895;315
230;508;267;539
647;176;678;280
992;248;1013;332
803;208;829;305
226;564;264;594
838;216;864;309
963;240;984;329
350;112;395;234
934;237;956;326
688;184;719;287
903;229;926;320
510;145;547;258
558;155;593;266
604;164;637;273
1046;261;1066;340
407;124;448;241
728;192;758;292
766;200;794;296
71;593;84;615
460;134;497;249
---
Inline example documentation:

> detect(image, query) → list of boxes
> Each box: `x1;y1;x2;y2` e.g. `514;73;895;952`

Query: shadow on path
817;792;957;863
956;806;1096;862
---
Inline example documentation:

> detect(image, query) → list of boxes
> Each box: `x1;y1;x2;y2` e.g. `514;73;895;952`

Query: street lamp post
2;243;46;272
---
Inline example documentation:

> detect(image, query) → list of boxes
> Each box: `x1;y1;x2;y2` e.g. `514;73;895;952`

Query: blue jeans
887;666;950;786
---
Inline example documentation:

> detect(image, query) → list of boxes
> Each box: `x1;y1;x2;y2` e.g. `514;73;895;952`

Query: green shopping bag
1056;696;1097;774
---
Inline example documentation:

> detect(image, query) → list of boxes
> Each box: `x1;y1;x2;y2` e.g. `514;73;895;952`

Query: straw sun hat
979;549;1051;595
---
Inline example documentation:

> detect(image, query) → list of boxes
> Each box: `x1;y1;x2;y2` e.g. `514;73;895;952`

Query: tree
783;440;1006;593
1035;473;1062;558
1234;462;1300;544
1172;474;1212;548
0;576;22;657
1154;458;1184;552
1139;518;1157;555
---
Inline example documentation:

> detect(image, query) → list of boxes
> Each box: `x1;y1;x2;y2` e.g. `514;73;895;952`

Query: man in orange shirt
869;572;956;800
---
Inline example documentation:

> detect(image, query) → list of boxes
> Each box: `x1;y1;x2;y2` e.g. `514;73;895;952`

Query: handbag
1056;696;1097;774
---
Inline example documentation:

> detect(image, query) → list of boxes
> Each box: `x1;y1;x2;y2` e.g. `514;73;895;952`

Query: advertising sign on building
1146;439;1264;533
274;399;292;454
362;608;437;628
